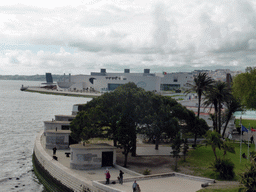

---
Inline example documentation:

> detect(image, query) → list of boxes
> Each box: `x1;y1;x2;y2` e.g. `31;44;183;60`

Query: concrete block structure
55;115;76;122
44;115;75;150
44;120;70;132
45;130;71;149
70;143;116;170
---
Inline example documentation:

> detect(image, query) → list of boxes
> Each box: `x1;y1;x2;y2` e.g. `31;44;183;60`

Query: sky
1;0;256;75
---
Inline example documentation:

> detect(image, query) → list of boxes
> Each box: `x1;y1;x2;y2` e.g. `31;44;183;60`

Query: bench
65;152;71;157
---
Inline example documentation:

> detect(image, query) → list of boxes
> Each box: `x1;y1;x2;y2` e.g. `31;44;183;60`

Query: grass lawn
235;119;256;129
197;187;244;192
182;142;255;179
180;142;256;191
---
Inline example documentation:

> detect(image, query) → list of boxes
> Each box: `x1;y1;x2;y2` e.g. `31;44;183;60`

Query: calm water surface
0;80;92;191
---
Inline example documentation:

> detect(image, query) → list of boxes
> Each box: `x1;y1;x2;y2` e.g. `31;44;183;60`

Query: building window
62;125;70;130
108;84;122;91
160;84;180;91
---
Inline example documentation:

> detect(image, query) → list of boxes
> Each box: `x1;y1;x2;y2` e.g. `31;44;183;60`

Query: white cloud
1;0;256;75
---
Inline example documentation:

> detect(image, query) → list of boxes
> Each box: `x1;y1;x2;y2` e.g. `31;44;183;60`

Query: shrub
143;169;151;175
211;158;235;180
240;154;256;191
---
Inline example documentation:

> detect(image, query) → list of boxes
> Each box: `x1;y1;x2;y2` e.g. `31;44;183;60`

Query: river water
0;80;92;192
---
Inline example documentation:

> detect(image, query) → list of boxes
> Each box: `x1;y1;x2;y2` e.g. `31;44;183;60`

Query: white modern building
57;69;194;93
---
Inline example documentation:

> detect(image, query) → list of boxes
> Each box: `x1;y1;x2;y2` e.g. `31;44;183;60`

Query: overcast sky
0;0;255;75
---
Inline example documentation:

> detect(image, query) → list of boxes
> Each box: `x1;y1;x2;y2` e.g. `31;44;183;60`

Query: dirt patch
115;145;242;190
116;146;194;175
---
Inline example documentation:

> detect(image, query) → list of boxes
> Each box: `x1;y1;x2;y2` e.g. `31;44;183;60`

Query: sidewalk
41;135;214;192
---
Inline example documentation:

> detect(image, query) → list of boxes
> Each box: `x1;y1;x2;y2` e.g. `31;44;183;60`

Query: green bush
240;155;256;192
143;169;151;175
211;158;235;180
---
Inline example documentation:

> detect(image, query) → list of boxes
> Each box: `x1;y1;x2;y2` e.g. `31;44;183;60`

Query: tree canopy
232;68;256;109
185;72;214;118
70;82;206;167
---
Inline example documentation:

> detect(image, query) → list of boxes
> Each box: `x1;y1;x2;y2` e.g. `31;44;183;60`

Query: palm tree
215;81;232;134
204;81;231;134
204;131;223;160
221;96;242;138
204;89;218;131
204;130;235;160
185;72;213;118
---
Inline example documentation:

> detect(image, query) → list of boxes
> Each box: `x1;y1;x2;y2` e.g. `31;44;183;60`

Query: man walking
132;180;137;192
119;170;124;184
53;146;57;155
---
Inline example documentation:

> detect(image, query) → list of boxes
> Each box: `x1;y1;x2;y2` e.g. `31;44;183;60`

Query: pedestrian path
137;146;172;156
41;134;214;192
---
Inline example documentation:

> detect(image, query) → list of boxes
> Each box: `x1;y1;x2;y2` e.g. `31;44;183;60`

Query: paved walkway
41;136;214;192
137;146;172;156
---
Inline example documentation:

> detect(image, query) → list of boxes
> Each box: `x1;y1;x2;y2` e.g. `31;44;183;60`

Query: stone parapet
34;130;102;192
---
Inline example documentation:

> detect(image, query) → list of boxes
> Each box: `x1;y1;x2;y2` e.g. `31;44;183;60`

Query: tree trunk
155;136;159;150
214;102;218;132
197;94;201;118
222;115;231;138
124;152;128;167
175;156;178;171
194;133;197;146
131;134;137;157
213;147;217;160
113;139;117;147
218;101;221;134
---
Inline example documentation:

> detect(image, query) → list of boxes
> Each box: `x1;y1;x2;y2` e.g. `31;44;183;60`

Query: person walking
119;170;124;184
105;170;111;184
132;180;137;192
52;146;57;155
251;135;254;144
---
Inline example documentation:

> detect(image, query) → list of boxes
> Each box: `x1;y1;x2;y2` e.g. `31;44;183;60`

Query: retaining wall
34;130;102;192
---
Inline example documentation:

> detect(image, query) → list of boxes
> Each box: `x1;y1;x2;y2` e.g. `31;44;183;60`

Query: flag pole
240;116;242;163
248;124;250;161
255;131;256;152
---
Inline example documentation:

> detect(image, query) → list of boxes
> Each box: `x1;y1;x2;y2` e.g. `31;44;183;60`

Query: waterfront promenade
34;130;215;192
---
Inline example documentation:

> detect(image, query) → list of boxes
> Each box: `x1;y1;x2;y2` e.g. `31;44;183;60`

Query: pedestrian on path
119;170;124;184
52;146;57;155
132;180;138;192
251;135;254;144
105;170;111;184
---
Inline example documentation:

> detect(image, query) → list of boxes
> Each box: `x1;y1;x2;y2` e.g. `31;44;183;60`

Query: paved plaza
41;135;214;192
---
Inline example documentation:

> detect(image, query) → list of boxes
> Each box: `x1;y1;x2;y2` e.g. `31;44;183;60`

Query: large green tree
70;108;103;145
185;72;214;118
232;67;256;109
140;93;189;150
71;82;145;162
183;110;209;146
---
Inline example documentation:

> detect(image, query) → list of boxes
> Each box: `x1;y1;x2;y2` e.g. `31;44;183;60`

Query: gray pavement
41;136;214;192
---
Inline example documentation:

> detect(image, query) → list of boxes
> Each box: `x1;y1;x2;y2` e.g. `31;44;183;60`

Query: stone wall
34;130;103;192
